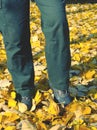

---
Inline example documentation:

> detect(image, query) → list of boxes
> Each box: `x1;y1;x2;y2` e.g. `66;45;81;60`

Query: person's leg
1;0;34;109
35;0;72;105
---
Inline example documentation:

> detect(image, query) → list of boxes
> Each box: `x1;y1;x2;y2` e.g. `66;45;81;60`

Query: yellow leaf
85;70;96;80
82;107;91;115
79;124;90;130
0;114;2;123
11;91;16;99
30;99;36;111
52;119;64;126
62;113;74;125
0;124;2;129
2;112;20;123
36;108;52;122
32;40;40;47
34;90;43;105
35;76;41;82
47;98;60;115
5;126;16;130
73;53;81;62
74;124;80;130
30;22;36;29
94;93;97;99
43;90;53;100
66;102;81;113
31;35;39;42
37;122;47;130
90;126;97;130
8;98;17;108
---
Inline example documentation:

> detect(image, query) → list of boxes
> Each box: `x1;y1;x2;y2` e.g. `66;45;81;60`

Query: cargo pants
0;0;71;97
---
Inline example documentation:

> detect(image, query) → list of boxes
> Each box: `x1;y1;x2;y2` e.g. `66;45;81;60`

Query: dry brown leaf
89;114;97;123
0;79;11;89
18;102;28;113
49;124;65;130
62;112;74;125
21;119;37;130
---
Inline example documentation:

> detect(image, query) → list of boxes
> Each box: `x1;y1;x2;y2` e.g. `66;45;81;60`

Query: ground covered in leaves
0;2;97;130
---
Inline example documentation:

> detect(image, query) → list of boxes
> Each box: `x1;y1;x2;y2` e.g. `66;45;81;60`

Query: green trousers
0;0;71;97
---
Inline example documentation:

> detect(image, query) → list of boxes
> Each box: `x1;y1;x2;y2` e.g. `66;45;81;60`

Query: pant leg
0;0;1;8
35;0;71;91
0;0;35;97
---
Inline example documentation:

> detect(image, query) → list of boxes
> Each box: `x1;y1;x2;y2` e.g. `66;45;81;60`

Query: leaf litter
0;2;97;130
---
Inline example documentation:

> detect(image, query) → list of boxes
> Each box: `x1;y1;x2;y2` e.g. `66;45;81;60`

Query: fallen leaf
49;124;65;130
85;70;96;80
0;79;11;90
5;126;16;130
18;102;28;113
82;106;91;115
34;90;43;105
8;98;17;108
21;119;37;130
47;97;60;115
